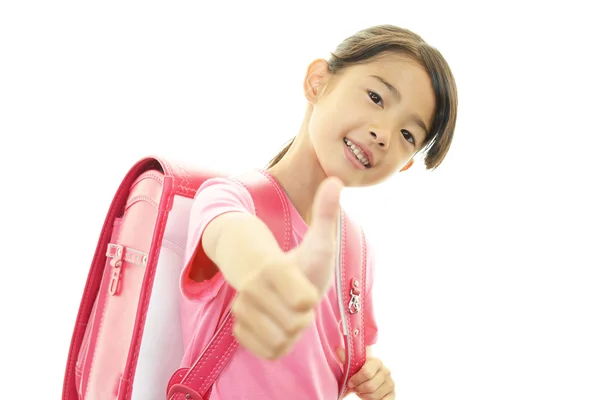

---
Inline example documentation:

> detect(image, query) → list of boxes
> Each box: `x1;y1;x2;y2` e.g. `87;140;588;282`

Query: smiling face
306;53;437;187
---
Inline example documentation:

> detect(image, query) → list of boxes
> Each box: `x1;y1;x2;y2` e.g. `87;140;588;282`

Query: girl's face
306;53;436;187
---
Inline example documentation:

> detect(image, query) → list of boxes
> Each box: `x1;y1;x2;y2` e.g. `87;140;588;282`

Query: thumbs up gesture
231;177;343;360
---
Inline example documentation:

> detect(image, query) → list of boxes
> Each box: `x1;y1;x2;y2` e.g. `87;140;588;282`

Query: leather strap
337;213;367;398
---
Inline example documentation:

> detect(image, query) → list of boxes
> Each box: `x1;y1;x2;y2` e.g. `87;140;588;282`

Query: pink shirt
179;173;378;399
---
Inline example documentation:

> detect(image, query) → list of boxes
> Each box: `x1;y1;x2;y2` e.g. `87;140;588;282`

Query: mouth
344;138;372;168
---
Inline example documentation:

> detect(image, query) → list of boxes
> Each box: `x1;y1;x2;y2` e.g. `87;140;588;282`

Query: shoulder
342;211;375;257
195;176;255;206
191;175;256;218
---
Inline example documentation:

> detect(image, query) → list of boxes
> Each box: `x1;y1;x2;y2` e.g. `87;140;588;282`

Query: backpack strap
167;172;367;400
337;212;368;398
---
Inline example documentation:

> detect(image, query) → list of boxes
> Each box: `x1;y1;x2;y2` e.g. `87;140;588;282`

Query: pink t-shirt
179;173;378;399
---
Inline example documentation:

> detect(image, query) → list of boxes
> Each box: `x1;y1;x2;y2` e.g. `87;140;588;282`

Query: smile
344;138;371;168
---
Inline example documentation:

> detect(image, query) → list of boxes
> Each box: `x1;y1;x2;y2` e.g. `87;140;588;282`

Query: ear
303;59;329;104
400;158;414;172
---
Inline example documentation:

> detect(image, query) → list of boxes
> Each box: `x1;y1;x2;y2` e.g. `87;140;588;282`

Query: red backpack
62;155;368;400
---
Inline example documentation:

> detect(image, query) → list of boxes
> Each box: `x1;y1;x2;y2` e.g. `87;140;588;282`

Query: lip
344;144;368;169
345;138;374;166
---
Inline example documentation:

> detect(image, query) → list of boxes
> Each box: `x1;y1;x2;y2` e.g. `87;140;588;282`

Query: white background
1;0;598;398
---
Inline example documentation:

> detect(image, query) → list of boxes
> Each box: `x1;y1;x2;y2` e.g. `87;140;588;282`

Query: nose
370;131;388;148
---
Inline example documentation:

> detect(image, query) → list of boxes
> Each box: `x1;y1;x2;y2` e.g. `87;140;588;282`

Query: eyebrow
371;75;400;99
370;75;430;143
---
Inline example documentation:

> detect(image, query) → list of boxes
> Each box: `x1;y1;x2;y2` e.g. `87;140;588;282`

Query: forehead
341;53;431;91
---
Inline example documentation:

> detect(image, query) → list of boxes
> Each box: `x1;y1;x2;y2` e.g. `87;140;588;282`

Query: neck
266;105;326;224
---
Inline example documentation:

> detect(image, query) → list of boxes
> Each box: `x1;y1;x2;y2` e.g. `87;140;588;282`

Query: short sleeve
180;177;255;302
363;237;379;346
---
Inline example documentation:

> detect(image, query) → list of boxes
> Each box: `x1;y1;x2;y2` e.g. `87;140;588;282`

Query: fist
231;257;319;359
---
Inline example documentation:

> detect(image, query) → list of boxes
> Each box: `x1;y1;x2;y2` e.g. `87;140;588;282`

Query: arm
201;212;284;291
182;177;286;294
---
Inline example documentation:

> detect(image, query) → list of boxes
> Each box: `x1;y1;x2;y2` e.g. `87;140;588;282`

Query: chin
320;163;363;187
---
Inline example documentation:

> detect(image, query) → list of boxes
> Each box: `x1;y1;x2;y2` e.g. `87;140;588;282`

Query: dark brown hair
267;24;458;170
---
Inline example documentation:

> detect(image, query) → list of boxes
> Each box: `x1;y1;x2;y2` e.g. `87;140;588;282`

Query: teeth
344;138;370;167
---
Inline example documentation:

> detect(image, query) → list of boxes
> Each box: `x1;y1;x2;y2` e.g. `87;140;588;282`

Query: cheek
309;110;341;145
380;147;411;173
311;95;365;135
374;162;399;181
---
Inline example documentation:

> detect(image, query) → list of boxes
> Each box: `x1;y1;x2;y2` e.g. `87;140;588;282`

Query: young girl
178;24;457;399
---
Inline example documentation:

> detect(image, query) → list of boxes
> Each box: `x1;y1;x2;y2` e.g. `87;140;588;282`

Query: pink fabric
179;173;378;399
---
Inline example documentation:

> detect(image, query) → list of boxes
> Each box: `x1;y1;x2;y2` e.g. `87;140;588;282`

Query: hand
231;177;343;360
337;348;396;400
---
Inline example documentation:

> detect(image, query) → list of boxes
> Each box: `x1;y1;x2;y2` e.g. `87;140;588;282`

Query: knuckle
264;348;277;360
289;293;305;309
356;381;375;395
232;299;251;321
364;380;379;393
284;285;306;308
231;298;243;316
295;310;314;332
232;323;241;339
271;334;287;352
233;323;247;345
242;281;264;300
278;341;295;359
284;278;317;310
268;340;286;360
279;342;294;358
260;260;282;280
304;286;320;305
362;369;375;381
284;316;305;335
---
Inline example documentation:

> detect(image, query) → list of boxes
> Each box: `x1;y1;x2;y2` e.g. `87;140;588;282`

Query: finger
233;319;277;360
232;286;315;358
267;263;319;312
231;293;289;355
274;324;308;359
353;369;385;395
348;358;382;389
244;269;316;333
362;375;394;400
294;177;343;293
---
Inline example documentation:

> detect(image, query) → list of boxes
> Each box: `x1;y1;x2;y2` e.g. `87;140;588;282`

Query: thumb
294;176;343;294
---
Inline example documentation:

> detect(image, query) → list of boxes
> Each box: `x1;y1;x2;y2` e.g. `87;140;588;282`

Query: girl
178;24;457;399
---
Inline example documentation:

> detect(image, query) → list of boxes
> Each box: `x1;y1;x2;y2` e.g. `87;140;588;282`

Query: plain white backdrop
1;0;598;398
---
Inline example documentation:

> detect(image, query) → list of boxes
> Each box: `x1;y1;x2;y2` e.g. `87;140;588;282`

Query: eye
401;129;415;145
368;91;383;107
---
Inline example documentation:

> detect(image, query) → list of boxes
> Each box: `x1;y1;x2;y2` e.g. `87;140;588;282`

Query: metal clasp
108;244;124;296
348;288;361;314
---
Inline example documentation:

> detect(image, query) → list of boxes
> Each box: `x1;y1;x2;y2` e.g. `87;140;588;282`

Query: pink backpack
62;155;367;400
